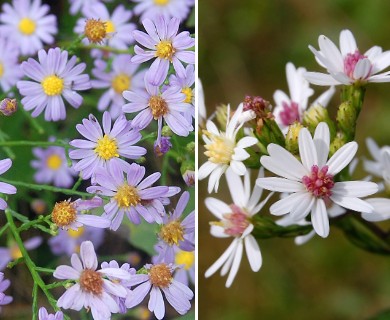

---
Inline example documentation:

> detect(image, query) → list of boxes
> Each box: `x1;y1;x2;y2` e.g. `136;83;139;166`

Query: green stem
32;283;38;320
0;140;69;148
0;223;9;237
0;178;94;198
5;209;61;314
20;107;45;135
35;266;55;273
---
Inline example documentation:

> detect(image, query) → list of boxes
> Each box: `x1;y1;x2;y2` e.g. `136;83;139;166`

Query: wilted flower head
0;98;17;116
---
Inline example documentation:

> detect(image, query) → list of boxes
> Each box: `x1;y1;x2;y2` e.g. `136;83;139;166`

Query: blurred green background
198;0;390;319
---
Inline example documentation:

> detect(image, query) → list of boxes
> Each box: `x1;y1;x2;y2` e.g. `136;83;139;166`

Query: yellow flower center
0;63;4;78
154;0;170;5
46;154;62;170
114;184;140;208
84;18;107;44
10;245;22;260
155;40;175;60
112;74;131;94
67;227;85;238
41;75;64;96
159;220;184;246
149;96;169;119
149;263;172;288
105;20;116;33
94;135;119;160
18;18;36;35
204;132;235;164
51;201;77;228
182;87;193;104
175;250;194;270
79;269;104;295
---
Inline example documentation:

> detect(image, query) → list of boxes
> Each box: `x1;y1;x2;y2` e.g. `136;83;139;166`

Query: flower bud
285;122;303;155
186;141;195;153
329;132;347;157
336;101;357;141
181;161;195;187
0;98;17;116
162;125;172;137
154;137;172;156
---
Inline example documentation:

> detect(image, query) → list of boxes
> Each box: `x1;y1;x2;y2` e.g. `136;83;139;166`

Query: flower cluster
0;0;195;318
200;29;390;289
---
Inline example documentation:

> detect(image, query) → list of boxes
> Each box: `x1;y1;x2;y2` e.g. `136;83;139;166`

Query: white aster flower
256;122;378;238
273;62;335;133
198;103;256;193
361;198;390;222
305;29;390;86
363;137;390;179
204;169;272;287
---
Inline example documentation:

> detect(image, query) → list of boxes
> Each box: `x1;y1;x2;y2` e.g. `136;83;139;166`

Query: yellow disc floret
52;200;77;228
41;75;64;96
19;18;36;35
204;132;235;164
0;63;4;78
149;263;172;288
67;227;85;238
94;135;119;160
175;251;194;270
112;74;131;94
105;20;116;33
10;245;22;260
154;0;170;5
181;87;193;103
114;184;141;208
159;220;184;246
149;96;169;119
46;154;62;170
155;40;175;60
84;18;107;44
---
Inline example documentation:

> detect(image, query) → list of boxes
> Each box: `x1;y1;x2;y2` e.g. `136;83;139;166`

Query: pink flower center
223;204;250;237
343;50;371;79
279;101;300;126
302;165;334;198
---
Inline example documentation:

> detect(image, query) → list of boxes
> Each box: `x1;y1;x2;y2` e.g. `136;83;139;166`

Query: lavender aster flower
0;272;12;311
49;226;104;257
0;0;57;56
133;0;194;21
74;3;135;49
0;236;42;271
154;191;195;263
91;54;146;119
69;0;111;16
0;158;16;210
17;48;91;121
87;163;179;230
0;37;23;92
54;241;131;320
31;144;77;188
168;64;195;124
51;197;110;231
123;78;193;141
132;16;195;85
101;260;136;314
126;263;193;319
69;111;146;181
38;307;63;320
